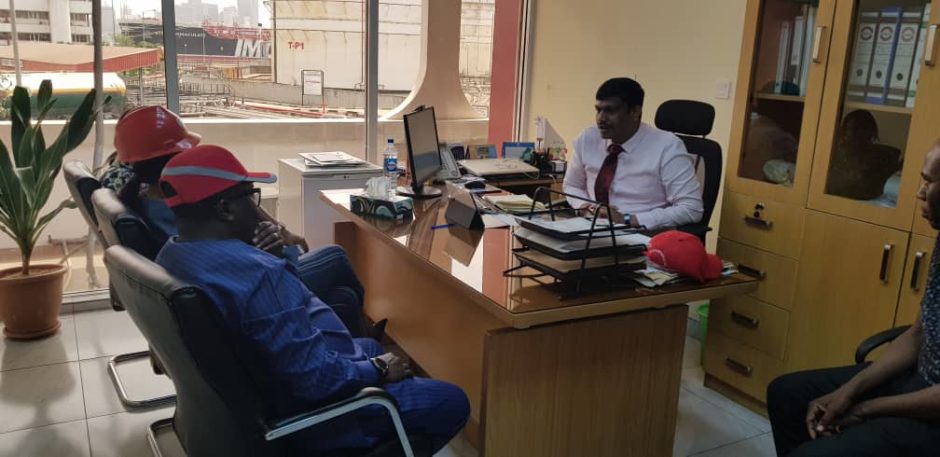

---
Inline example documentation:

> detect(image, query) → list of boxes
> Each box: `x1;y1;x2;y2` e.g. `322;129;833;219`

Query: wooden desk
321;189;757;457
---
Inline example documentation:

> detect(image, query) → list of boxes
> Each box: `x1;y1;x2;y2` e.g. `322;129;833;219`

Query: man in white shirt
563;78;704;230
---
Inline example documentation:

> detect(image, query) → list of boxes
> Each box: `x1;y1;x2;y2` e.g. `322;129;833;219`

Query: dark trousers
767;364;940;456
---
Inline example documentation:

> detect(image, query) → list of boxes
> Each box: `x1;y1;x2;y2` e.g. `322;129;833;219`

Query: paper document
484;194;546;214
516;216;625;235
299;151;366;168
514;228;648;254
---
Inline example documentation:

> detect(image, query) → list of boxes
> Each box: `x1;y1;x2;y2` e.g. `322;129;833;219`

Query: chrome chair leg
146;417;176;457
108;350;176;408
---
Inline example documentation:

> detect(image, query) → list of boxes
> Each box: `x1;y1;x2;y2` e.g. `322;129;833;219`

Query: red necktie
594;144;624;205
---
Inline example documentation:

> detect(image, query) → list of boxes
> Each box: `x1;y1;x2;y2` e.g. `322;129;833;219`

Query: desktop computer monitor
399;106;443;198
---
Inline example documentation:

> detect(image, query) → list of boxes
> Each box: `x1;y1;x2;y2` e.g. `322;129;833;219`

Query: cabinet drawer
719;192;805;259
704;332;784;403
710;296;790;360
717;239;798;310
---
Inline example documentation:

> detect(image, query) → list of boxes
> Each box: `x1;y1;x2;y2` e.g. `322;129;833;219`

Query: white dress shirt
563;123;704;230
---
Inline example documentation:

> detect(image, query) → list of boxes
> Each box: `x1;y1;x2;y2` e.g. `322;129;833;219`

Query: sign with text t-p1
302;70;324;96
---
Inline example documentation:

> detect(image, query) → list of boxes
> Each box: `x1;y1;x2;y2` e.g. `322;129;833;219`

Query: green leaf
10;86;31;161
0;141;27;234
0;82;99;273
31;199;74;247
48;89;96;155
36;80;51;109
33;98;57;127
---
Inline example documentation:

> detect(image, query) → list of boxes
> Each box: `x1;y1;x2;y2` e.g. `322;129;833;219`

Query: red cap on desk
645;231;723;283
159;144;276;208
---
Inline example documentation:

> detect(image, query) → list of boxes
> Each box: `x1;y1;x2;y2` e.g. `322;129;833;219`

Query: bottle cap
387;138;394;144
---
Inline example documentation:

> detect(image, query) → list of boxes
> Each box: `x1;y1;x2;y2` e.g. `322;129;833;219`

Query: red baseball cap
645;231;723;283
159;145;276;208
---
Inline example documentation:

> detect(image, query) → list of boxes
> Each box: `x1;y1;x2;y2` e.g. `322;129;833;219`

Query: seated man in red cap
155;144;470;455
100;106;376;338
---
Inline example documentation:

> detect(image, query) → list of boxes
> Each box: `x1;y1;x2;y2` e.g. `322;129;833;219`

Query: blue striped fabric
156;237;380;450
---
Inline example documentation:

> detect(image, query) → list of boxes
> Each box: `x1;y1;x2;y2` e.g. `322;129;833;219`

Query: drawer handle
743;216;773;230
911;251;926;291
738;263;767;280
812;25;826;63
926;25;938;67
725;357;754;377
880;244;893;283
731;311;760;329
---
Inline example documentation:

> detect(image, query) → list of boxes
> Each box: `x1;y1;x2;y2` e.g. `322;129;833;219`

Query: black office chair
92;188;163;261
91;188;176;409
104;245;430;457
855;325;912;364
654;100;722;243
64;161;117;300
64;161;102;230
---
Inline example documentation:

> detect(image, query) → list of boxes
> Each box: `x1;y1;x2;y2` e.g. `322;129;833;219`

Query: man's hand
830;401;871;432
375;352;413;384
280;227;309;252
254;222;310;255
578;204;628;224
806;388;855;439
253;221;285;254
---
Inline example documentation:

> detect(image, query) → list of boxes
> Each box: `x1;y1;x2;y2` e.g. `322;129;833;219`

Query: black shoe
369;318;388;341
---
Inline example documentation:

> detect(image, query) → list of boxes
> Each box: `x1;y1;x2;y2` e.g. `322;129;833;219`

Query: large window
460;0;495;117
0;0;168;295
0;0;494;300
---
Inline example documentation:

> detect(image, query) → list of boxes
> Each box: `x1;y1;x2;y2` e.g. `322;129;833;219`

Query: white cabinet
277;158;383;248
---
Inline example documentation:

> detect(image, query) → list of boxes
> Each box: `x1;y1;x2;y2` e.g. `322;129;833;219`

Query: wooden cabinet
807;0;938;230
787;211;909;371
726;0;837;206
707;0;940;409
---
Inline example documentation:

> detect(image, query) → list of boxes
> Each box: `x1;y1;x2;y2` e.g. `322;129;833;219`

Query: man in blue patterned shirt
155;144;469;455
767;141;940;456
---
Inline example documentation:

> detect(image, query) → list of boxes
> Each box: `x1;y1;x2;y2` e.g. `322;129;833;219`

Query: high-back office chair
91;188;176;409
64;161;102;231
104;245;429;457
64;161;123;307
654;100;722;243
92;188;163;261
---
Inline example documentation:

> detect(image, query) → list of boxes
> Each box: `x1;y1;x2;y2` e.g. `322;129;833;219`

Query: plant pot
0;264;66;340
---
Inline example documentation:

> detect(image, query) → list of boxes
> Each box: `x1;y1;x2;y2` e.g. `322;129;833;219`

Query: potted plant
0;80;98;339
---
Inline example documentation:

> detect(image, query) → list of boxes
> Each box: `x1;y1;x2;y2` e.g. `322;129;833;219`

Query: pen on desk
431;223;454;230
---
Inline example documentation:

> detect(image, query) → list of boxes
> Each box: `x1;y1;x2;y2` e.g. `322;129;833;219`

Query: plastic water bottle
383;138;398;198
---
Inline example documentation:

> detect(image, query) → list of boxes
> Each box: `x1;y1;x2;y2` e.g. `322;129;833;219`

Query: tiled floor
0;307;775;457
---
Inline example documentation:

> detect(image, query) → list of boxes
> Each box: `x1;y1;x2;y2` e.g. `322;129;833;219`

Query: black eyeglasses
223;188;262;207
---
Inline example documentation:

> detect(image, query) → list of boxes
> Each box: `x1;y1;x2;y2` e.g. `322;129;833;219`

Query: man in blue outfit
155;144;470;455
102;106;372;337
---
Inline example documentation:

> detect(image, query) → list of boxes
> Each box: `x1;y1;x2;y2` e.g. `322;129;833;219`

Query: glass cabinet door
808;0;934;229
728;0;836;205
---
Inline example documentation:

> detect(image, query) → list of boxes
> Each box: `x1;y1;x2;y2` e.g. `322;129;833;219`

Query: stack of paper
633;259;738;288
633;264;680;288
299;151;366;168
484;194;546;214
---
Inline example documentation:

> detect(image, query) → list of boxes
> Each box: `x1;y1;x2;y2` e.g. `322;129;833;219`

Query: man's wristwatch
370;357;389;380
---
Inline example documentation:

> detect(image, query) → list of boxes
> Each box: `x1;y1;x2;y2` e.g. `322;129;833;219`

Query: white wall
0;118;488;250
523;0;748;250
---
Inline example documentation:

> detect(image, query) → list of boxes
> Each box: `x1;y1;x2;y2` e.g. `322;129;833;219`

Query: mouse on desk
465;181;486;190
